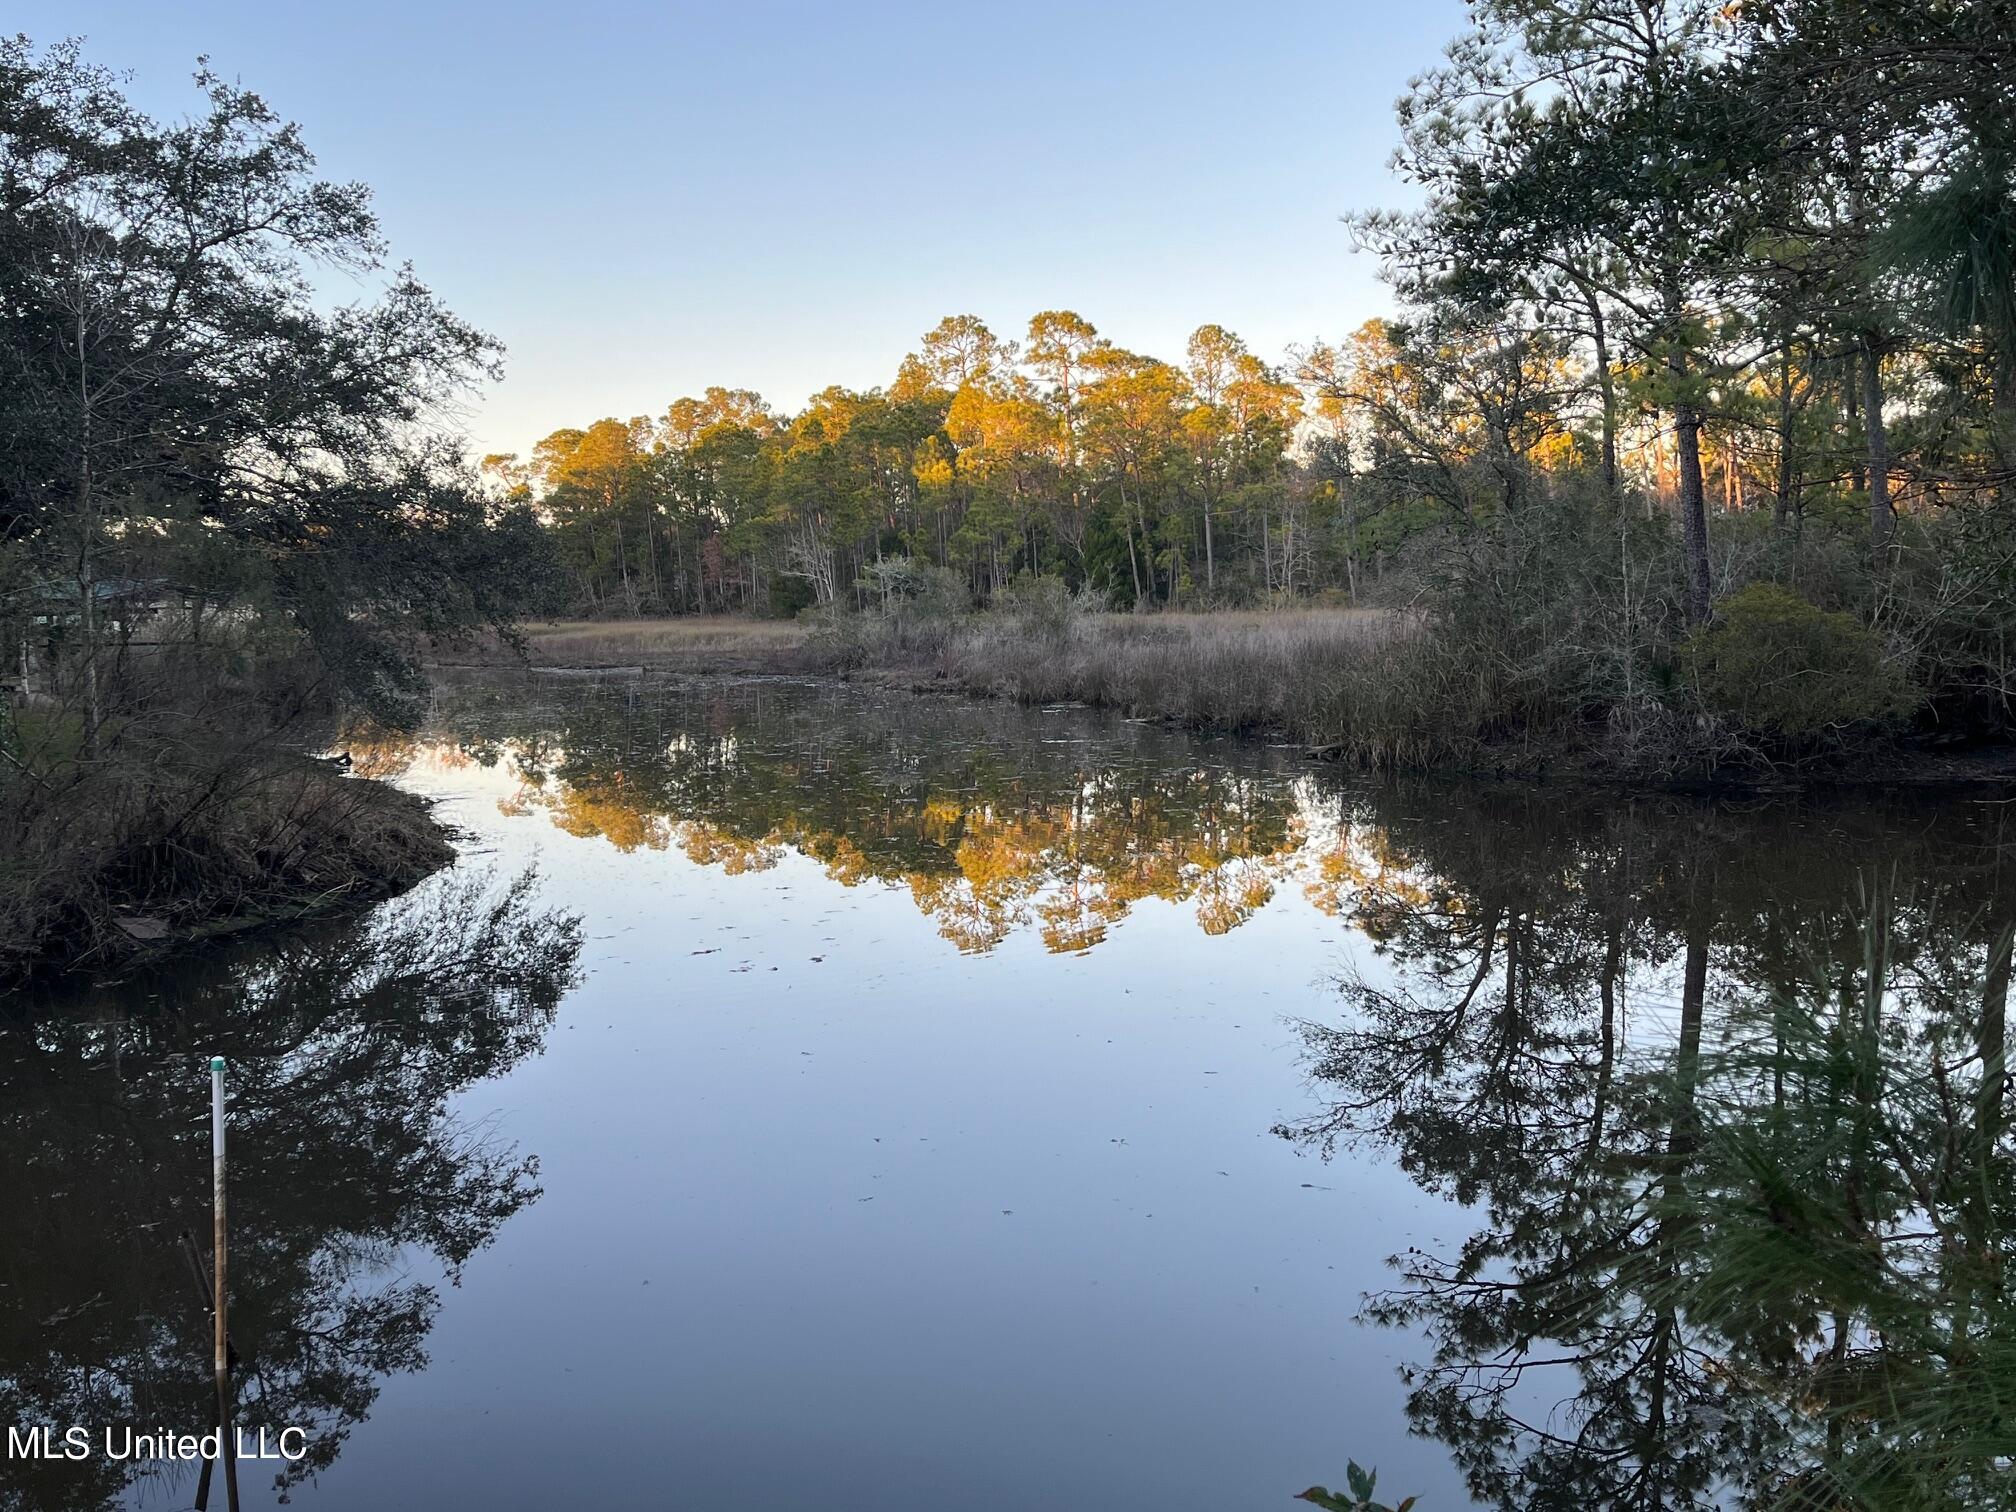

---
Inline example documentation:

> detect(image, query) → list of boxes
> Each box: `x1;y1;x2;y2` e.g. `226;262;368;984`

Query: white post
210;1056;240;1511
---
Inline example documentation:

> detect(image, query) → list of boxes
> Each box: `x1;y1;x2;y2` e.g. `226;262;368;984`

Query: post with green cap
209;1057;241;1512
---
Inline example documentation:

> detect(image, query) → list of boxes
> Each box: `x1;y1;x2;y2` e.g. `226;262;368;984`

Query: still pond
7;672;2012;1509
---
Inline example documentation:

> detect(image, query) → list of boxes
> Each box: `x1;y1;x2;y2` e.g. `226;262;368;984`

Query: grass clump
0;636;456;983
0;736;452;983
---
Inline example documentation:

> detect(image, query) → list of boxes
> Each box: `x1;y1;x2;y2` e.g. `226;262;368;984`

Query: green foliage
766;571;818;619
990;572;1103;641
856;557;970;621
1686;583;1917;744
1296;1463;1417;1512
0;37;557;725
0;37;565;972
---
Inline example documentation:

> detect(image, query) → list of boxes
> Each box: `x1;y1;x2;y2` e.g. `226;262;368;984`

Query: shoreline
1;761;457;991
22;603;2010;987
432;616;2016;797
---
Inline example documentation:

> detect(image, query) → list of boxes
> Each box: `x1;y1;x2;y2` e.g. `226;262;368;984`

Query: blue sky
19;1;1466;459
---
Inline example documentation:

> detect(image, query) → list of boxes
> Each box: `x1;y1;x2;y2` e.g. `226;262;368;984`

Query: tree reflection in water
357;675;1309;953
1278;786;2016;1511
0;872;581;1510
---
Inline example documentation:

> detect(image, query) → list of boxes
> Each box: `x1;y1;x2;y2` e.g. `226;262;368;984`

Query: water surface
9;672;2012;1509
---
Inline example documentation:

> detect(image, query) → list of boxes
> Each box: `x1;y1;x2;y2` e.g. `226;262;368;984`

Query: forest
506;0;2016;767
4;6;2016;1508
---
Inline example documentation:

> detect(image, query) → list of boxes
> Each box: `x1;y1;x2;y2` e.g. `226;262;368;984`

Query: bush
766;572;818;619
857;557;969;620
989;572;1104;641
804;558;972;668
1686;582;1917;744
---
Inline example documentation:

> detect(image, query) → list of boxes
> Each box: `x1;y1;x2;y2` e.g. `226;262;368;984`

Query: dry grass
438;608;1483;765
928;610;1442;755
1075;608;1397;638
487;610;1395;670
0;747;453;983
528;617;807;657
431;617;812;673
805;605;1503;766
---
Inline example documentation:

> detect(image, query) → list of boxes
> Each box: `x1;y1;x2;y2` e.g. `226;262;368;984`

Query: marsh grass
0;742;451;982
528;617;809;659
432;617;817;674
0;637;454;982
817;604;1603;771
924;610;1426;747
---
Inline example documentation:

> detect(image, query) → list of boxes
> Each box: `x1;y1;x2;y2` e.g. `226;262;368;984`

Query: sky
18;1;1468;461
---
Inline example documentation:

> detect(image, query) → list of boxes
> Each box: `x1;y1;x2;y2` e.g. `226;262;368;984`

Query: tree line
492;312;1324;616
505;0;2016;735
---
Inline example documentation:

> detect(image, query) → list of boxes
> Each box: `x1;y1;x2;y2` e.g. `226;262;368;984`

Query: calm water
7;672;2013;1510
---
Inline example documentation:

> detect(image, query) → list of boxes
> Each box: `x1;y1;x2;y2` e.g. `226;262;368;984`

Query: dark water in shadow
7;671;2012;1510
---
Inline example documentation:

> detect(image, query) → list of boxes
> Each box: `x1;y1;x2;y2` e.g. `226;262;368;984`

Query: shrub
1685;582;1917;744
804;558;973;667
857;557;969;620
766;572;818;619
989;572;1104;641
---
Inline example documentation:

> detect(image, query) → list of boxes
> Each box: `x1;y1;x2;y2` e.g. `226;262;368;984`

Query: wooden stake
180;1230;216;1511
210;1057;240;1512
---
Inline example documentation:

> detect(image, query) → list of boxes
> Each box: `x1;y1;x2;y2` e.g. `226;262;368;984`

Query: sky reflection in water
7;672;2011;1509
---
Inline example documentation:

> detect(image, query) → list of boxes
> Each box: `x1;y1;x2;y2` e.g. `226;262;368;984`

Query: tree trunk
1994;337;2016;488
1341;483;1358;605
1674;398;1712;624
77;543;101;761
1121;487;1144;606
1844;367;1866;494
74;305;102;761
1774;326;1798;527
1135;492;1156;604
1862;335;1893;558
1584;281;1619;497
1202;495;1216;593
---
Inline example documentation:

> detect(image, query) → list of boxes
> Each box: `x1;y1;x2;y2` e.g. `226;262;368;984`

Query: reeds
523;617;808;660
816;606;1555;770
935;608;1406;736
432;617;815;673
